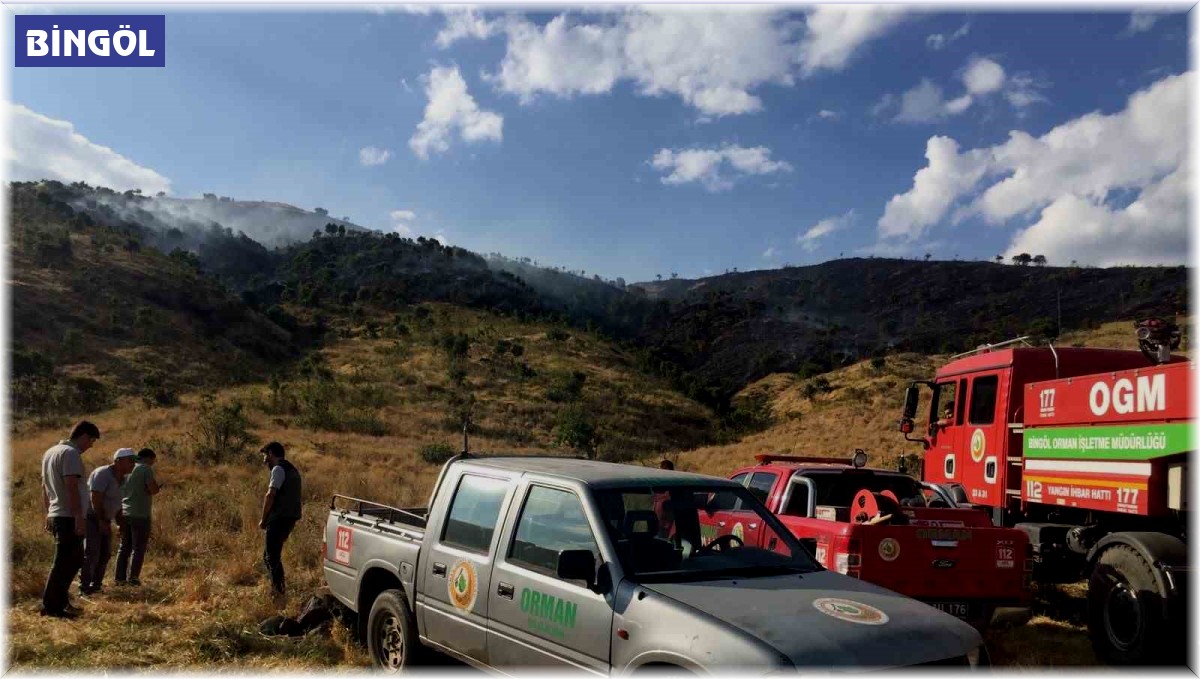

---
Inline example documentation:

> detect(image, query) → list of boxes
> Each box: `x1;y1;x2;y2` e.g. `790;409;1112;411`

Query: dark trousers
42;516;83;614
115;517;151;582
263;518;297;595
81;514;113;590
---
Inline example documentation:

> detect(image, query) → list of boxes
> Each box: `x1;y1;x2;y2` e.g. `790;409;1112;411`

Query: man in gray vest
259;441;302;608
80;447;137;594
40;420;100;617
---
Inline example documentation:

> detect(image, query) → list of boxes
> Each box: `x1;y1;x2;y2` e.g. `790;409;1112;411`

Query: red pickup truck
704;453;1033;629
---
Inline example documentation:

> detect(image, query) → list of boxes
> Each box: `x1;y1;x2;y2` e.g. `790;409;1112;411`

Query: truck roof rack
949;335;1033;360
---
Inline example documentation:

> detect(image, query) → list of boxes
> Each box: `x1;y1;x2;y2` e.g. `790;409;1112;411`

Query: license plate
932;602;969;618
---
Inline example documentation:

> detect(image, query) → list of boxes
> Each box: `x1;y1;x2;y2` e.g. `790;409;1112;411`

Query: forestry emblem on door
970;429;987;463
448;560;478;613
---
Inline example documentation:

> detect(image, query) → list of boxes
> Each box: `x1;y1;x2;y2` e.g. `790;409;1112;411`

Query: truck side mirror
902;385;919;420
557;549;597;589
899;418;914;434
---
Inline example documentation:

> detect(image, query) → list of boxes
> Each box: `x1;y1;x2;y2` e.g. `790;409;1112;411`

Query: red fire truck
709;452;1033;630
898;319;1190;664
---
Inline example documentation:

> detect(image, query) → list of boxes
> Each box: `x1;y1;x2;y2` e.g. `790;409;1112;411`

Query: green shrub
722;391;774;434
189;395;259;465
545;371;587;403
420;442;456;465
554;406;597;459
546;328;570;342
290;379;389;436
141;370;179;408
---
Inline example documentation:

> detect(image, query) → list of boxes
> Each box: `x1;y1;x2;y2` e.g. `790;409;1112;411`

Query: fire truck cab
898;324;1191;665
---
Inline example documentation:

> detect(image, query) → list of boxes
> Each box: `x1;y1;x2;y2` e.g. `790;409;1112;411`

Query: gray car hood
641;570;982;669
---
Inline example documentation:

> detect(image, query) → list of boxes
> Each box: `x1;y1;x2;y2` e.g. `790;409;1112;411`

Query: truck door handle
497;582;514;599
717;521;726;527
432;562;447;577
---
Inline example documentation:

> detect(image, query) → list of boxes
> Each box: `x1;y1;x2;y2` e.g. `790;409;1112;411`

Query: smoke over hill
69;186;367;249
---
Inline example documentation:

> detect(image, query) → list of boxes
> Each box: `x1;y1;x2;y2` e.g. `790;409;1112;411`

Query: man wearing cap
116;448;161;586
40;420;100;618
80;448;137;595
259;441;302;608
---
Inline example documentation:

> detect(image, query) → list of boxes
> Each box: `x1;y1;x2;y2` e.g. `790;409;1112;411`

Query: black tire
366;589;422;672
1087;545;1179;665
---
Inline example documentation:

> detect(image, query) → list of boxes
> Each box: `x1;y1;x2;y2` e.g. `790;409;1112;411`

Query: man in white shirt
40;420;100;618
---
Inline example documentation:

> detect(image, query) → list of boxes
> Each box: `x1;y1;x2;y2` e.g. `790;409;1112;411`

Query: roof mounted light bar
755;451;869;468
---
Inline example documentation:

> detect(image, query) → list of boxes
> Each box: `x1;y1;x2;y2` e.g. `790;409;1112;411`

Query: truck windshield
594;486;821;582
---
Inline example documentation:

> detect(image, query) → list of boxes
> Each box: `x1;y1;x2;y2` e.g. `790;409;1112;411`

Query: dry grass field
6;317;1179;669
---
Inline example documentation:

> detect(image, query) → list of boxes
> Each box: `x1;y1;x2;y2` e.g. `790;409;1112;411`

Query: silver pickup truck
323;455;987;673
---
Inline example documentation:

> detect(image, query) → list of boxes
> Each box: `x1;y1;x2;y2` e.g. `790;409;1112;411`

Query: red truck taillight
836;539;862;578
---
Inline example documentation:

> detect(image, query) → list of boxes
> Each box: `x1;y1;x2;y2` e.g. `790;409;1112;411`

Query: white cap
113;447;137;462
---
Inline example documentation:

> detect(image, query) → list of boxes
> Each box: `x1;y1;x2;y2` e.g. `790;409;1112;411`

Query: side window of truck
968;375;999;425
508;486;599;579
441;474;510;554
708;473;750;511
746;472;778;506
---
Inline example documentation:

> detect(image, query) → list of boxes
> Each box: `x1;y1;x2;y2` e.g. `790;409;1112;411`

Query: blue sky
8;6;1192;281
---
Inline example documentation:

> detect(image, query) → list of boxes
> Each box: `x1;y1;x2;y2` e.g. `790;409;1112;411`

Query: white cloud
877;71;1190;265
388;209;425;238
359;146;392;166
436;7;504;48
798;209;855;251
884;57;1043;123
1004;73;1048;109
963;57;1005;95
878;136;990;239
894;79;952;123
798;5;907;76
1125;9;1161;35
926;22;969;51
1004;165;1186;266
651;144;792;192
479;7;902;117
623;9;796;116
409;66;503;160
762;245;778;259
490;15;625;103
817;109;839;119
8;104;171;194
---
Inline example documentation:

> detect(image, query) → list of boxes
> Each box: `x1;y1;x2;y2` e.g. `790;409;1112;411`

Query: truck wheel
1087;545;1172;665
367;589;421;671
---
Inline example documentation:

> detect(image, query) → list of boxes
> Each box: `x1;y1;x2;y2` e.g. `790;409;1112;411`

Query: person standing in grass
259;441;302;608
116;448;161;586
40;421;101;618
80;448;137;595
